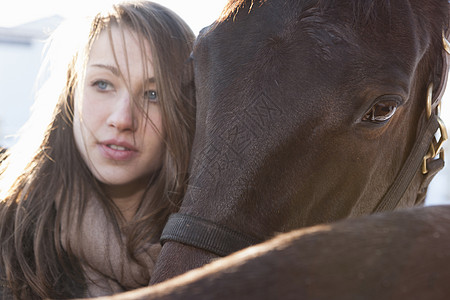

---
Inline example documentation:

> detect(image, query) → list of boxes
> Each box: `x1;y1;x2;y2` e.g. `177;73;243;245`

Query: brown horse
149;0;449;283
91;0;450;298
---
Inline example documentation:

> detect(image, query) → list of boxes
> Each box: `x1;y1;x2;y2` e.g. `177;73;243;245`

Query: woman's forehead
87;26;154;77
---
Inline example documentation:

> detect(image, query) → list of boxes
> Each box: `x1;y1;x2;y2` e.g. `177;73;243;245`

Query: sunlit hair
0;1;196;298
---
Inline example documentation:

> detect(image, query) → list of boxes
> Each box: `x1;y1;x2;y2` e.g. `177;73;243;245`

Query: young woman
0;1;196;298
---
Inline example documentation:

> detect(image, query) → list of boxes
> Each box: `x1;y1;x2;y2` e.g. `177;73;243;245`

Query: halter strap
373;33;450;213
372;112;442;212
160;213;263;256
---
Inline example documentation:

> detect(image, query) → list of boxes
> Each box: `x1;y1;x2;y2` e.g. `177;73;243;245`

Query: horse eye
362;99;399;123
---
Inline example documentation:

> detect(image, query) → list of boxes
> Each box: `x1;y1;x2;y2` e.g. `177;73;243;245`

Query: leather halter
161;213;263;256
161;34;450;257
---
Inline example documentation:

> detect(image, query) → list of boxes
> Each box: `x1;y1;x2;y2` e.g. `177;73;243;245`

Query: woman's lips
108;144;128;151
98;140;138;161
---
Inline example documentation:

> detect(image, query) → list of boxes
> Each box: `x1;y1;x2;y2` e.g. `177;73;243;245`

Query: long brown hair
0;1;196;298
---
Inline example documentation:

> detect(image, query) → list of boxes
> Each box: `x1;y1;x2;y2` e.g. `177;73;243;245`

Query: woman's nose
107;92;137;132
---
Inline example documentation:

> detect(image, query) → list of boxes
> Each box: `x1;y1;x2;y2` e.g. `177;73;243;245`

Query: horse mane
217;0;262;23
217;0;390;25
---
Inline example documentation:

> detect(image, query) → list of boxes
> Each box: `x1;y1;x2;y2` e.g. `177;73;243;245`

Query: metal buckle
443;31;450;55
422;83;448;174
422;117;447;174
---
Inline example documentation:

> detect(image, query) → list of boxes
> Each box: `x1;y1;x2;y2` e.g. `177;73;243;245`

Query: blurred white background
0;0;448;205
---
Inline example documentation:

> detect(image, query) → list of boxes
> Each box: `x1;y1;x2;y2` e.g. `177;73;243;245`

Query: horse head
151;0;449;283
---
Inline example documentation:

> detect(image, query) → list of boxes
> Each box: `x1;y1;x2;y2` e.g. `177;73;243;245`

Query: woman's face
73;26;164;193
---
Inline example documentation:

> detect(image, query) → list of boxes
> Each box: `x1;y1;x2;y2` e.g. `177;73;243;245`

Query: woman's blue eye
94;80;110;90
144;90;158;102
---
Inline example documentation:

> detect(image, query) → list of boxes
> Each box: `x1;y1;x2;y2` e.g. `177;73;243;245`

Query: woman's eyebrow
90;64;120;76
89;64;156;84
